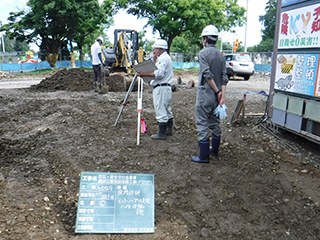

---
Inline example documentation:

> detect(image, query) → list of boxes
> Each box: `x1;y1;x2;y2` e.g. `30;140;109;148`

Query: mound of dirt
29;68;126;92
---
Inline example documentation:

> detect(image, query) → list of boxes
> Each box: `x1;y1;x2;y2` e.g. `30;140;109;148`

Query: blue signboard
75;172;155;233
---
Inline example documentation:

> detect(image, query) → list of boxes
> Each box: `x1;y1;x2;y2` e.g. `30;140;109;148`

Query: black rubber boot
191;141;210;163
166;118;173;136
210;136;220;157
151;123;167;140
93;82;98;92
98;83;103;93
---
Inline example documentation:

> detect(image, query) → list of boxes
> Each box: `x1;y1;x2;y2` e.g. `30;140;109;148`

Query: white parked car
224;54;255;80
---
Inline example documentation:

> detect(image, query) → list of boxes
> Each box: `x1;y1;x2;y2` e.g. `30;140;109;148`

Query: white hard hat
96;37;103;43
153;39;168;49
200;25;219;37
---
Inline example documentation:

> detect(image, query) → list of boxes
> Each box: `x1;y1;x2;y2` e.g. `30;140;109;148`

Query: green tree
138;30;148;48
1;35;14;52
246;46;257;52
257;0;277;51
1;0;114;67
137;30;155;53
257;38;275;52
71;1;114;60
116;0;246;53
0;34;29;52
0;35;14;52
14;39;29;52
171;36;190;53
144;40;155;53
221;41;233;53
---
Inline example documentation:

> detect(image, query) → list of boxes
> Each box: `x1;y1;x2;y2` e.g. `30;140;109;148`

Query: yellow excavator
102;29;145;76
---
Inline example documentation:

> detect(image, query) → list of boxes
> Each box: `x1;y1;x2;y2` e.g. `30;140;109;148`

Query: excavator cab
102;29;145;75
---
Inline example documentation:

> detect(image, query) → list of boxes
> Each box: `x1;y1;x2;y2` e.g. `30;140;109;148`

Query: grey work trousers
153;86;173;123
93;65;101;83
195;85;221;141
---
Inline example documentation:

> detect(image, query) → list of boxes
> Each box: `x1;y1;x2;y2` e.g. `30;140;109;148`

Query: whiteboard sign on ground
75;172;154;233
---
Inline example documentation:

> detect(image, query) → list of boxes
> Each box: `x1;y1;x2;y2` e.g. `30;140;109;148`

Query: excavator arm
102;29;145;76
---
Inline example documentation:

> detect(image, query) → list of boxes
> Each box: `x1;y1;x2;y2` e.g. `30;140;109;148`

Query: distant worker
191;25;228;163
255;54;262;64
138;39;174;140
91;37;105;92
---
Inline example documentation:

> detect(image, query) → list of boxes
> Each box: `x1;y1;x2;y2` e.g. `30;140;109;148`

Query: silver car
225;54;255;80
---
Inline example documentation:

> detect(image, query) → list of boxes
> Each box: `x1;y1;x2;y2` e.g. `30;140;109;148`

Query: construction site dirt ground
1;68;320;240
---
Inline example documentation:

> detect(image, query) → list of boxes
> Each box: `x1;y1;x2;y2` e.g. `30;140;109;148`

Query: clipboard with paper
133;59;157;82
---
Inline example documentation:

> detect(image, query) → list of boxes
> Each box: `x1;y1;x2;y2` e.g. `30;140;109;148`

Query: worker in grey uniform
191;25;228;163
138;39;173;140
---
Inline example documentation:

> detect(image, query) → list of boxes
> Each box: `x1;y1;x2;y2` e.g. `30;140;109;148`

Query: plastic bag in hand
213;104;227;119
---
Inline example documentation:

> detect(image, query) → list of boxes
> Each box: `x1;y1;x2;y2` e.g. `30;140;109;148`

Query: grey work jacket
196;44;228;114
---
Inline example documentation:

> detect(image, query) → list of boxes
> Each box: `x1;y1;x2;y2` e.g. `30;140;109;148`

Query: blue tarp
0;60;93;72
172;62;200;68
172;63;271;73
1;61;272;73
254;64;272;73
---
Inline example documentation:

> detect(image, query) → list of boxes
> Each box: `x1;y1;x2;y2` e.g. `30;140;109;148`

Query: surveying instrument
113;60;156;145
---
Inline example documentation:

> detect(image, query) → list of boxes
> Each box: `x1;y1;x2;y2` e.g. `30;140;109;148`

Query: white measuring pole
136;77;144;145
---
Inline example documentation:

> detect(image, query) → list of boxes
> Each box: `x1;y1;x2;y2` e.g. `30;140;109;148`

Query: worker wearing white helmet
91;36;106;93
138;39;174;140
191;25;228;163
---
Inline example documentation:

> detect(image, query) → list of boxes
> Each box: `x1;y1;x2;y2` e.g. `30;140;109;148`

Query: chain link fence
1;50;273;74
170;51;273;74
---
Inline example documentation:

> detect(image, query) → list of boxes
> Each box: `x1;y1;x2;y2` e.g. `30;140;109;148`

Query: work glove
213;104;227;119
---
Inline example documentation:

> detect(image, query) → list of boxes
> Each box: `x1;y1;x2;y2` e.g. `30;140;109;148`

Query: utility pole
0;21;5;52
220;32;223;52
244;0;249;52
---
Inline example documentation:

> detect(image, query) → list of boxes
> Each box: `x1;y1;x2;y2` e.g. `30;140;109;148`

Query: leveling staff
138;39;174;140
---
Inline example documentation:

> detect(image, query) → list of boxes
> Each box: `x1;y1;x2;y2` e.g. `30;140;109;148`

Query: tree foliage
71;0;114;55
137;30;155;53
220;41;233;53
0;34;29;52
1;0;114;57
171;36;191;53
116;0;246;53
257;0;277;52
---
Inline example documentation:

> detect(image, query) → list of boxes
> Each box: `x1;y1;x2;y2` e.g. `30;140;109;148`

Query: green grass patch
15;67;93;76
15;69;54;76
188;66;199;71
174;67;199;72
80;67;93;71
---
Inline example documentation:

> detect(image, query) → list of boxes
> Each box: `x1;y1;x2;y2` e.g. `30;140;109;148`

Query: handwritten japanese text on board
75;172;155;233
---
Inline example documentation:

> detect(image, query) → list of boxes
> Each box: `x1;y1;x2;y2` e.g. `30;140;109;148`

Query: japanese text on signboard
279;4;320;49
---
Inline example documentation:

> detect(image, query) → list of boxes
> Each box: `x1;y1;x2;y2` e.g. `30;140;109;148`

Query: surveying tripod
114;72;138;126
113;72;144;145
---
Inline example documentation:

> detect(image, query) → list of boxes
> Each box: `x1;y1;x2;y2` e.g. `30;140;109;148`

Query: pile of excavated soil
29;68;126;92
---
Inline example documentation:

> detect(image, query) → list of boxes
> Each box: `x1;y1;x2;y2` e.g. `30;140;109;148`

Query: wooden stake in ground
230;94;246;124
